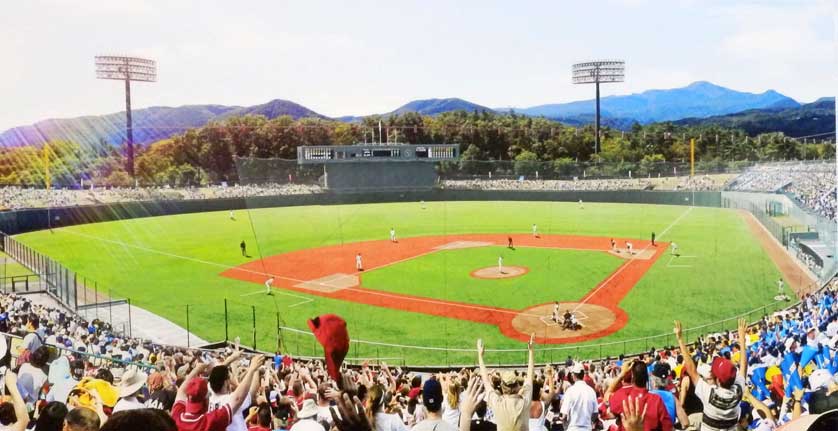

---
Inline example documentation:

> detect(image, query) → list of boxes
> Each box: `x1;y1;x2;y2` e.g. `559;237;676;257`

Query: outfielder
356;253;363;271
671;242;679;256
532;224;538;238
229;210;235;221
579;199;584;209
265;277;274;295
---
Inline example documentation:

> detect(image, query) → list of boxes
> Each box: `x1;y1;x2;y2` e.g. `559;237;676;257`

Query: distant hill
0;100;325;149
388;98;494;116
674;98;835;137
509;81;799;124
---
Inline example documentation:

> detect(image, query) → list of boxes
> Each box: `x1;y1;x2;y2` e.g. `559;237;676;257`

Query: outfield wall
0;190;721;236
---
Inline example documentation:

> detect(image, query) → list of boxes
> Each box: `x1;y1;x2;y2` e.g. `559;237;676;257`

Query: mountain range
0;82;831;148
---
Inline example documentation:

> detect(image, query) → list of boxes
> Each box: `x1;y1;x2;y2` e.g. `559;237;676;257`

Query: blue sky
0;0;833;131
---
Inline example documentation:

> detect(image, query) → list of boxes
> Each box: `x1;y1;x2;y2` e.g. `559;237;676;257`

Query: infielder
610;238;616;252
356;253;363;271
389;227;397;243
265;277;274;295
671;242;679;256
498;256;504;274
626;241;633;255
552;301;560;323
532;224;538;238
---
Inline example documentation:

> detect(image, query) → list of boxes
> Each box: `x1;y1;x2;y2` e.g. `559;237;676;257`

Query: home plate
294;273;359;293
434;241;493;250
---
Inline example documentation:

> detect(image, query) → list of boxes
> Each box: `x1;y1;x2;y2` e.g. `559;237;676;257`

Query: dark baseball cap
422;379;443;411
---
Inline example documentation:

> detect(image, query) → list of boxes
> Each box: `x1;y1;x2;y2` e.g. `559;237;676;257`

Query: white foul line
572;206;694;312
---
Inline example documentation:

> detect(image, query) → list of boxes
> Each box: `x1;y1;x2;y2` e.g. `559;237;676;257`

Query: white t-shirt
290;418;325;431
441;397;460;429
113;396;145;413
374;411;407;431
17;363;47;403
694;375;746;431
559;380;598;431
209;391;251;431
411;418;457;431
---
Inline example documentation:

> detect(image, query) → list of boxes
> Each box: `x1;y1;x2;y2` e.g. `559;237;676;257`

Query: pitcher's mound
470;266;529;279
511;302;617;340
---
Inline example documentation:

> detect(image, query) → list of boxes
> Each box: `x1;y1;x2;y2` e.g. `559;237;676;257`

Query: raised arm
229;356;266;413
737;318;748;379
476;339;495;393
176;363;209;403
604;361;632;403
674;321;698;385
525;334;535;385
4;372;29;431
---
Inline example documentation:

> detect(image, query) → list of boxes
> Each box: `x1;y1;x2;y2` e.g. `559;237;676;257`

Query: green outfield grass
1;262;36;278
12;201;791;365
361;247;622;309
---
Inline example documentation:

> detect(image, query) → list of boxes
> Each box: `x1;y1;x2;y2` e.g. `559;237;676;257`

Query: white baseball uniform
498;256;503;273
390;228;396;242
356;254;363;270
532;224;538;237
265;278;274;294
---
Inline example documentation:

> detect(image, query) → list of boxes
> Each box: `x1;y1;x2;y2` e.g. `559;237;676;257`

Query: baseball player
420;200;426;210
651;232;656;246
498;256;504;274
610;238;616;252
229;210;235;221
356;253;363;271
265;277;274;295
777;278;785;296
532;224;538;238
240;240;247;257
671;242;679;256
578;199;584;209
626;241;633;255
389;227;397;243
507;236;514;249
552;301;560;323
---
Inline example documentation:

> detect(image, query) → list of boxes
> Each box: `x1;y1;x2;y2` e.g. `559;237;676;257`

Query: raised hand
673;320;683;339
477;339;485;357
621;396;647;431
330;393;372;431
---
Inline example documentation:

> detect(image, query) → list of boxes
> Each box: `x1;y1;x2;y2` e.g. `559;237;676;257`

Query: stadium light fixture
572;60;625;155
95;55;157;178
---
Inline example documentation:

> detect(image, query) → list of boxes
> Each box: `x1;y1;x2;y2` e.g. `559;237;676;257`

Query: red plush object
308;314;350;381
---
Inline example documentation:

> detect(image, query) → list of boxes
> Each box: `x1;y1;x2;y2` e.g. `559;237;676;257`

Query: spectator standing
477;334;535;431
559;363;598;431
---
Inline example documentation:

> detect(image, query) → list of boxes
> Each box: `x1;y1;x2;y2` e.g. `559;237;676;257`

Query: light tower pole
95;56;157;178
572;60;625;155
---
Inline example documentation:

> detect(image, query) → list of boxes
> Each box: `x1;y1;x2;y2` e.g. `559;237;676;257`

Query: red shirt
172;400;232;431
608;386;672;431
248;426;271;431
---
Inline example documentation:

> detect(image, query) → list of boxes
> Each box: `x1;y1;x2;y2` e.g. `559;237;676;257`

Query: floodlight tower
572;60;625;154
95;55;157;178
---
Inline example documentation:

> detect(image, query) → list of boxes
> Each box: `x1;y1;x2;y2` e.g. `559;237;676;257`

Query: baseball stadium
2;2;838;430
1;146;834;367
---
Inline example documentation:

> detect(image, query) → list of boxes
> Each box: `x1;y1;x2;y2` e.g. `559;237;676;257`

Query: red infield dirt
220;234;668;344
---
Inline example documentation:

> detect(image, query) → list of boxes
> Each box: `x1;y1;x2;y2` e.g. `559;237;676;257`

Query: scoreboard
297;144;459;165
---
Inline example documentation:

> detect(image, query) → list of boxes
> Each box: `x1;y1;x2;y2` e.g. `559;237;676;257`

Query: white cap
697;363;712;379
570;362;585;374
809;369;833;390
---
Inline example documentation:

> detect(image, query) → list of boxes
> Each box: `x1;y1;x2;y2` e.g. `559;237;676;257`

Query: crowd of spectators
0;274;836;431
726;162;836;221
0;184;323;211
442;174;727;193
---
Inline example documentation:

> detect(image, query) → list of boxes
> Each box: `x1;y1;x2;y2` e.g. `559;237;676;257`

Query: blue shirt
652;389;677;425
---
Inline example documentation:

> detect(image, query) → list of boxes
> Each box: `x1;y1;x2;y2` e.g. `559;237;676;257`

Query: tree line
0;110;834;187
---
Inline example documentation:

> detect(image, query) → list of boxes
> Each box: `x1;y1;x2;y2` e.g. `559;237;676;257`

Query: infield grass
12;201;790;365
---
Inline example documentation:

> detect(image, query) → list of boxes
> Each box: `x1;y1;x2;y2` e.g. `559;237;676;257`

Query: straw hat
117;366;148;398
